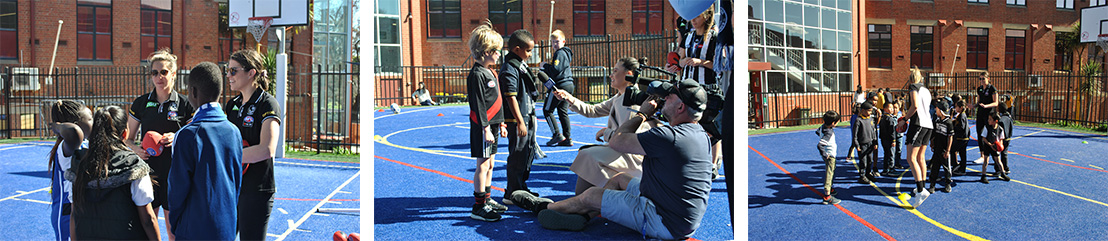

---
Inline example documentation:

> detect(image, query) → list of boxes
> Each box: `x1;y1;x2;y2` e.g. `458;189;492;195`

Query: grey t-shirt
638;123;713;239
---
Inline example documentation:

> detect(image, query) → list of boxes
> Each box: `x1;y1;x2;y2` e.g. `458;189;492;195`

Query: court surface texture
0;141;360;240
374;104;735;240
749;120;1108;240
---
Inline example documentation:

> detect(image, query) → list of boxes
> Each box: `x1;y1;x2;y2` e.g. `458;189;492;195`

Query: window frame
968;0;988;4
0;0;17;59
427;0;461;38
573;0;606;37
77;1;113;61
140;2;172;60
488;0;523;37
1055;32;1073;71
1057;0;1073;9
910;26;934;69
1006;0;1025;6
966;28;989;70
867;24;892;68
631;0;664;36
1004;29;1026;70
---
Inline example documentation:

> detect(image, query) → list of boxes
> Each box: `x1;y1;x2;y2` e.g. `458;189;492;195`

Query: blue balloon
668;0;715;20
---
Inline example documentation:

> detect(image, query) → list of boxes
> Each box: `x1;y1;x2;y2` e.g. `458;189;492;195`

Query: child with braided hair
47;100;93;241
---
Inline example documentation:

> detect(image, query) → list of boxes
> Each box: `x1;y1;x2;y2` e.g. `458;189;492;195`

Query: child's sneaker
486;197;508;213
913;189;930;208
471;203;502;222
822;196;841;205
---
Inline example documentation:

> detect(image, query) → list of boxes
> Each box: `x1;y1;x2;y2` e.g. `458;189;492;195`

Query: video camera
620;59;725;137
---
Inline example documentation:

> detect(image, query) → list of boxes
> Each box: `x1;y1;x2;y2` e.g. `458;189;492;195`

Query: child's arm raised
50;122;84;157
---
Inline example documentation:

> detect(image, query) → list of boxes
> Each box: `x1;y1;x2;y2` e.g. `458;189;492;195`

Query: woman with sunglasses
224;49;282;241
974;72;998;163
125;48;194;240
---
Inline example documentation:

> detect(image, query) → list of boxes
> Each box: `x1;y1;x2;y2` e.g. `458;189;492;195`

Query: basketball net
246;17;273;43
1099;34;1108;54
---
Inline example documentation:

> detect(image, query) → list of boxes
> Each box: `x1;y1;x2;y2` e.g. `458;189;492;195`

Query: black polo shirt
129;91;194;179
225;88;281;194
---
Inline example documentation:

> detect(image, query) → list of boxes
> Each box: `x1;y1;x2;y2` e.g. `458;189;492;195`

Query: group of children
817;89;1015;205
47;49;283;240
466;22;575;222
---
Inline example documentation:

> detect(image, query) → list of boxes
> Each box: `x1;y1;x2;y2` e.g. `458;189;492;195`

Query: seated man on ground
412;82;439;106
535;79;714;240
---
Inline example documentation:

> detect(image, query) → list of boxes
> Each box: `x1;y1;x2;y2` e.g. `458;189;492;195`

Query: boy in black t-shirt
499;29;554;212
466;23;508;221
928;101;954;193
998;101;1014;174
879;103;898;176
853;102;878;184
952;100;972;176
980;112;1010;183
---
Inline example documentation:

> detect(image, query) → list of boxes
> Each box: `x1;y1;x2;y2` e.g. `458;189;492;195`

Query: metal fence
0;64;360;153
374;34;680;107
750;71;1108;130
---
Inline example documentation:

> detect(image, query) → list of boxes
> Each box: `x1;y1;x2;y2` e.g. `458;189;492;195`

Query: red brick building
864;0;1088;89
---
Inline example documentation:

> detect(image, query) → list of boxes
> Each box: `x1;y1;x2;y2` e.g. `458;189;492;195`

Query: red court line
749;145;896;241
375;155;505;193
276;198;360;201
1013;152;1108;173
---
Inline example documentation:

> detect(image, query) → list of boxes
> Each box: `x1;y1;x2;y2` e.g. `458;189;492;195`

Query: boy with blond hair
542;29;575;146
467;22;509;221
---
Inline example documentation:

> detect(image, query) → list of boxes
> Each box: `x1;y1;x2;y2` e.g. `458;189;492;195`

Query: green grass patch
1012;121;1107;135
0;137;45;145
749;121;848;135
285;149;360;163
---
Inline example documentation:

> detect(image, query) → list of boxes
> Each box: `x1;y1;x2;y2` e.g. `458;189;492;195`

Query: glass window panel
77;7;94;32
78;34;94;59
839;74;852;92
787;71;804;92
838;0;851;10
0;30;16;58
750;47;765;62
839;53;851;72
822;0;836;8
96;7;111;33
766;23;785;47
573;13;588;35
157;36;171;50
838;11;850;31
141;11;154;34
823;52;837;71
768;48;785;70
785;2;802;25
1006;29;1024;37
78;0;111;5
379;46;401;73
444;13;461;36
649;12;663;34
823;73;837;91
767;72;786;92
141;0;171;10
633;13;647;34
589;12;604;35
806;0;819;4
378;17;399;44
765;0;783;23
787;26;804;48
750;22;764;45
787;49;804;71
821;8;835;30
822;29;836;51
806;72;822;92
142;36;155;57
749;0;763;20
806;51;821;70
378;0;400;14
96;34;111;60
159;11;172;36
804;5;819;27
839;32;851;51
805;27;819;49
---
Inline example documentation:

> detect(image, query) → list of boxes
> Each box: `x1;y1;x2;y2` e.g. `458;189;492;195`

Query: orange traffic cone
377;109;384;112
333;231;347;241
437;113;444;116
348;233;361;241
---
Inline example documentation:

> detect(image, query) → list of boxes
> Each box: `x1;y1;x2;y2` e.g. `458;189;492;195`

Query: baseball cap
647;79;708;111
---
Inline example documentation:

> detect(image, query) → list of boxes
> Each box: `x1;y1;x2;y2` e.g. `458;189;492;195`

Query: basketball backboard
1080;5;1108;43
228;0;310;28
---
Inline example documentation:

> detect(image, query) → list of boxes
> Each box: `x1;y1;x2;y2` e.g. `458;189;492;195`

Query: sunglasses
226;67;246;76
149;69;170;77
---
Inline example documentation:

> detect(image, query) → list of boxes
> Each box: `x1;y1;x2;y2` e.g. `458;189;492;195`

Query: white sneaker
913;189;930;208
972;157;984;164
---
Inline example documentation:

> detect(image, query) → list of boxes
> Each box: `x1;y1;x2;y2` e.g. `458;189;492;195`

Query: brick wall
864;0;1083;89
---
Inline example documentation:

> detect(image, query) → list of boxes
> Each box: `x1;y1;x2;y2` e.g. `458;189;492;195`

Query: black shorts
905;125;933;147
470;123;501;158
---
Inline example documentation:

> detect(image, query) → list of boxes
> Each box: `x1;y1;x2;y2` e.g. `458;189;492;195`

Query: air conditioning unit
1028;74;1042;88
927;73;945;87
8;67;41;91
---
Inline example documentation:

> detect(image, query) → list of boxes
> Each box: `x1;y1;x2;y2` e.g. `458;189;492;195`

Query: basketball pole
47;20;62;85
274;26;288;159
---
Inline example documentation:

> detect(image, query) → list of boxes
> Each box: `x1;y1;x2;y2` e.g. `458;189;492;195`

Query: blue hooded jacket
168;102;242;240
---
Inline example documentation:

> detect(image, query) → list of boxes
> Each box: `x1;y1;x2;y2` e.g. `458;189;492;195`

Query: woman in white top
552;57;660;195
898;68;933;208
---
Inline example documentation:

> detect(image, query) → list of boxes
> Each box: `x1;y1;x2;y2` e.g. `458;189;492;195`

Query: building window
1005;29;1026;70
632;0;663;35
868;24;892;68
1092;0;1106;7
573;0;605;36
910;26;934;69
0;0;16;59
427;0;460;38
141;0;172;59
969;0;988;3
313;0;351;67
967;28;989;70
1006;0;1025;6
377;0;402;73
1056;33;1073;71
77;0;112;61
1057;0;1073;9
489;0;522;37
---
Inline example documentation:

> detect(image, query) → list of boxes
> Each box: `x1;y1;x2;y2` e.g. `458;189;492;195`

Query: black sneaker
509;190;554;213
486;197;508;213
981;176;989;184
546;134;565;146
927;187;936;194
556;138;574;146
942;185;952;193
538;209;588;231
858;176;871;184
471;203;502;222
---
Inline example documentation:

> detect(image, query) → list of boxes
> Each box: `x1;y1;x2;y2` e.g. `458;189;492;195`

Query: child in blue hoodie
168;62;243;239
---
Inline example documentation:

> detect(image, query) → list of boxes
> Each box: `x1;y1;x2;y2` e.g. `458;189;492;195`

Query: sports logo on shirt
243;116;255;127
146;102;158;108
487;80;496;88
248;106;256;115
167;111;178;120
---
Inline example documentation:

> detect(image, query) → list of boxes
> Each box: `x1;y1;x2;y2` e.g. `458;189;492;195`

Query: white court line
267;233;280;237
275;161;359;169
327;201;341;205
337;191;352;194
311;213;330;216
13;198;50;204
1061;158;1076;162
275;171;360;241
277;208;288;215
0;144;37;152
1032;154;1047;157
0;187;49;202
373;107;442;120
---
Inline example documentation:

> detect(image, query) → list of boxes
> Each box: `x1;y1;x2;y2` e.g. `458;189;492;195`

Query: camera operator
536;79;714;240
550;57;662;195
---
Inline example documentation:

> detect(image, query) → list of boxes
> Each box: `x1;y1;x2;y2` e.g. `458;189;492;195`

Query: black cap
934;99;949;113
859;101;874;110
648;79;708;111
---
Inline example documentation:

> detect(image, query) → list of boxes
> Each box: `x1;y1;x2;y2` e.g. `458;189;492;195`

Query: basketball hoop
1098;34;1108;54
246;17;273;43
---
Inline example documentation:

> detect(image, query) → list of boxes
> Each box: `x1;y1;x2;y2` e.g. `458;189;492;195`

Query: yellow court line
847;158;987;241
1091;165;1104;170
967;167;1108;208
1060;158;1076;163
